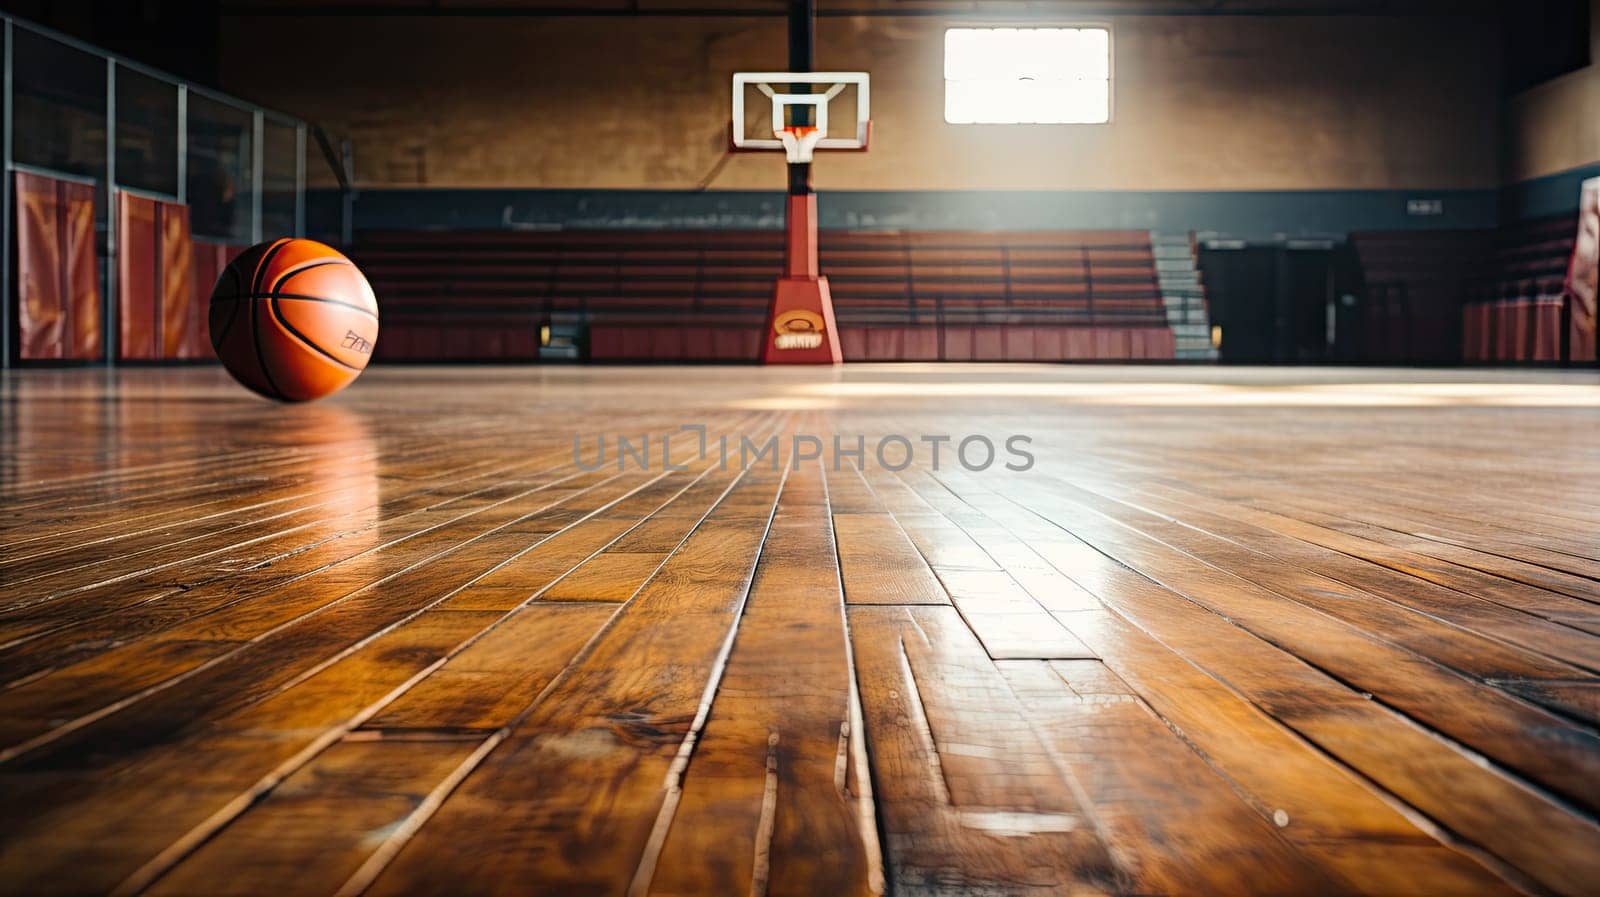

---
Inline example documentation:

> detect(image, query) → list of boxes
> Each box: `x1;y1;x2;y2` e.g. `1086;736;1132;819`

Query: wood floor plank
541;446;765;603
0;466;646;763
933;569;1095;660
1235;479;1600;581
0;608;501;896
1285;503;1600;603
0;426;504;579
1030;477;1600;813
0;478;391;596
144;737;481;897
0;478;537;681
647;463;879;897
0;466;564;660
1316;477;1600;560
894;511;999;572
0;455;378;565
1180;495;1600;633
847;603;1124;896
0;454;738;894
360;465;787;896
831;513;949;605
998;659;1352;897
365;603;618;732
0;477;595;751
896;475;1527;895
894;476;1436;843
1080;480;1600;724
964;475;1600;897
1109;480;1600;674
0;430;529;567
3;367;1598;897
541;471;759;602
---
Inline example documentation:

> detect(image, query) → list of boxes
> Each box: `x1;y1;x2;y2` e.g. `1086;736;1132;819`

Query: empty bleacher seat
1350;231;1493;364
351;229;1173;362
1460;217;1578;364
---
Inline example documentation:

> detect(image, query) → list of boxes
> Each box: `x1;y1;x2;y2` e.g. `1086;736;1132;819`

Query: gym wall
1504;0;1600;220
218;12;1503;194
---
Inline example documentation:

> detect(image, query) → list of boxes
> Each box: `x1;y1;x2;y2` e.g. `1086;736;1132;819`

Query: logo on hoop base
763;278;842;365
773;309;826;350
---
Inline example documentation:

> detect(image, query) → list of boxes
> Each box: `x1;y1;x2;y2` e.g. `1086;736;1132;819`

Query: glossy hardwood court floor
2;364;1599;897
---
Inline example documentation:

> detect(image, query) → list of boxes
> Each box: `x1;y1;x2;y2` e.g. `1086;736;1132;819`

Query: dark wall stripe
1502;163;1600;223
308;187;1502;243
305;174;1600;242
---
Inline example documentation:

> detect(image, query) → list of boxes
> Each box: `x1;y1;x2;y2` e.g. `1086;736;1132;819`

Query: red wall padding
117;192;204;360
190;241;247;362
118;193;156;358
376;319;543;361
883;326;1175;362
1462;303;1489;362
1461;187;1600;365
162;204;199;357
193;242;249;315
1466;297;1569;363
15;172;100;360
588;324;1174;363
587;325;761;362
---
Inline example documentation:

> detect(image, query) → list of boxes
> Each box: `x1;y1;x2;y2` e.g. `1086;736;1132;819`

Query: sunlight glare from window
944;28;1111;124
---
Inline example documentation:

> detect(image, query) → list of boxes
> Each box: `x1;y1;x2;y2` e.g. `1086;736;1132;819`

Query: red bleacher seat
352;229;1173;362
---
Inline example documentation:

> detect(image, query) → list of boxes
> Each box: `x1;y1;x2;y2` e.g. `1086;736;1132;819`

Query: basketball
208;238;379;402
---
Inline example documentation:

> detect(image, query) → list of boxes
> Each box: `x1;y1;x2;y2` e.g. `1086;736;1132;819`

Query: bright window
944;27;1111;124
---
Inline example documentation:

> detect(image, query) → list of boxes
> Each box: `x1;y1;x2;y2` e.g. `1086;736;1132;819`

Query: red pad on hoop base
765;279;842;364
763;194;842;364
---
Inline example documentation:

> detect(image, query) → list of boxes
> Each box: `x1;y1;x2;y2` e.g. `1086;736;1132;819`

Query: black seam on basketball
250;238;292;298
211;263;241;305
212;266;245;346
213;301;241;349
211;292;379;320
268;296;364;372
270;259;352;295
250;296;288;400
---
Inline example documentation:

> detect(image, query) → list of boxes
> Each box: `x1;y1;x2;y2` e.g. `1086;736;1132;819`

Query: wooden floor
2;364;1599;897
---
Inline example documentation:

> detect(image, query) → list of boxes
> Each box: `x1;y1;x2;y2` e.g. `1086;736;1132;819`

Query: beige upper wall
221;12;1503;191
1506;0;1600;182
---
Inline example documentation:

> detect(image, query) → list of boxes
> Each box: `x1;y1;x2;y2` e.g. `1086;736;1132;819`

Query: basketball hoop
731;72;871;164
731;71;870;366
779;126;823;164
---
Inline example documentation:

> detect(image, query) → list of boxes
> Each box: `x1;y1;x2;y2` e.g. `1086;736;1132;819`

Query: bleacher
1349;230;1493;363
352;229;1175;362
1462;216;1578;363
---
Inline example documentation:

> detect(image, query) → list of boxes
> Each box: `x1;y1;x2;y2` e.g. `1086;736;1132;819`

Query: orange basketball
209;238;379;402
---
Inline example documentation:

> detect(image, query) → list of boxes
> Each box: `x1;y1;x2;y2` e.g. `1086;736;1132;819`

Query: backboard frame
731;72;871;162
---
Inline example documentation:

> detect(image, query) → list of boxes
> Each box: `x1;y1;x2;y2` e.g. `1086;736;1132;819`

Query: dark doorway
1198;242;1356;363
